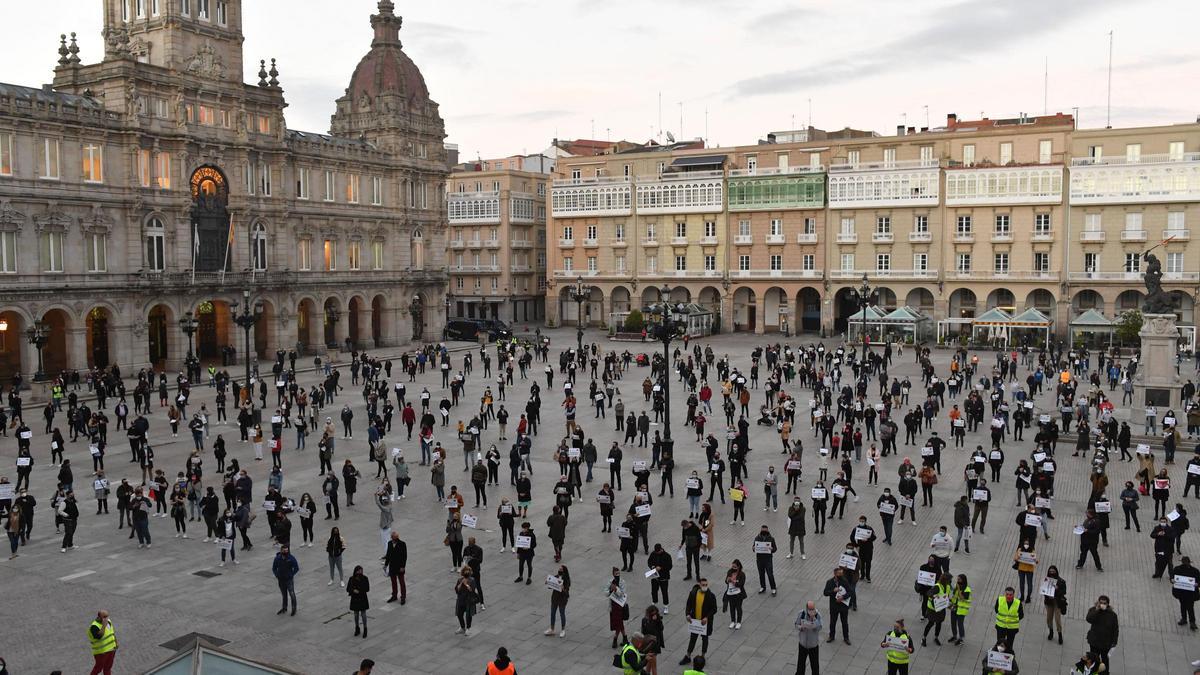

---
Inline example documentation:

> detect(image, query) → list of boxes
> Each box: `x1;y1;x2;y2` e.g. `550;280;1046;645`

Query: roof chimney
896;125;905;136
907;127;916;135
947;113;957;125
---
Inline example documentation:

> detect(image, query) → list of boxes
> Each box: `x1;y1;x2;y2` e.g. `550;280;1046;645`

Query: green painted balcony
727;167;825;211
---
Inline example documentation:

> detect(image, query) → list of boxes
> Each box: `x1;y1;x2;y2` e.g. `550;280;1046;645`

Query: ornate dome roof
344;1;431;105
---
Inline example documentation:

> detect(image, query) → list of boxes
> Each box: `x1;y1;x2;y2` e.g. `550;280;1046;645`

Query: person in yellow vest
485;646;516;675
682;654;707;675
949;573;972;645
87;609;117;675
994;586;1024;652
617;632;647;675
921;573;952;646
881;617;915;675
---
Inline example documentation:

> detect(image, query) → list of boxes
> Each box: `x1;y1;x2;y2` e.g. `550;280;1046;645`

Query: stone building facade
0;0;449;381
545;114;1199;343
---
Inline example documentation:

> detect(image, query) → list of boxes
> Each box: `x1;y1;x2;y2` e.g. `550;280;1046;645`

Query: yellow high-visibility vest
995;596;1021;629
88;619;117;655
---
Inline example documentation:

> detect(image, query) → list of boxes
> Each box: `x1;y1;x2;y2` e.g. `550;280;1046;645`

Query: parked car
445;319;512;342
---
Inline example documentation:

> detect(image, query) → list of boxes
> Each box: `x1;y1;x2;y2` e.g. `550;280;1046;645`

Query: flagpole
191;223;198;285
220;213;233;284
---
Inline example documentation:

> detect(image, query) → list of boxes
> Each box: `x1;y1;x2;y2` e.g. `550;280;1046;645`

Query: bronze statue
1141;249;1175;314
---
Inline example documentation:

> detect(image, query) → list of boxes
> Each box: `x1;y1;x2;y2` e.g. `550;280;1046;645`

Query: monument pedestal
1133;313;1183;432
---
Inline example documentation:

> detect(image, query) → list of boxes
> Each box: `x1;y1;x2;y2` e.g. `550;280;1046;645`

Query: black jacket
384;539;407;574
647;549;673;580
1085;606;1119;649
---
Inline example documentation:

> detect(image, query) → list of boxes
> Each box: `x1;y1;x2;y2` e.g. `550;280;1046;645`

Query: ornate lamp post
570;276;590;355
646;284;688;458
409;295;424;341
849;273;878;352
179;310;199;379
232;290;263;419
25;321;49;382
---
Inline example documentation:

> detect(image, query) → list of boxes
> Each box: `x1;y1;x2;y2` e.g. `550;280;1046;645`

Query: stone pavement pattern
0;328;1198;674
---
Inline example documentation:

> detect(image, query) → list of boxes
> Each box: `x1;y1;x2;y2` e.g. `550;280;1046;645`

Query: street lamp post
647;284;688;458
570;276;590;355
850;273;878;354
443;296;451;341
232;290;262;421
179;310;199;380
25;321;49;382
409;295;424;341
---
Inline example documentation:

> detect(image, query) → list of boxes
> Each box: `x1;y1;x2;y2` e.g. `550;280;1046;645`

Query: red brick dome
345;1;430;105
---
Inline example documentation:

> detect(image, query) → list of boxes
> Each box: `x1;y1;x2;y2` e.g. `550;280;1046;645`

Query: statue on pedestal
1141;250;1176;315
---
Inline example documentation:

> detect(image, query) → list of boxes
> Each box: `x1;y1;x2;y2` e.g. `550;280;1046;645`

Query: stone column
1134;313;1184;432
546;290;561;328
67;327;88;371
721;293;734;333
357;308;374;349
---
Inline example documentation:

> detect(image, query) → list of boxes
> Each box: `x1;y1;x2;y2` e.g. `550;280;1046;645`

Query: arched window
144;217;165;271
252;223;268;271
411;228;424;270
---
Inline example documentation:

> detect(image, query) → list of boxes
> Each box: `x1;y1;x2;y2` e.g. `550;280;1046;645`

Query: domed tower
330;0;446;158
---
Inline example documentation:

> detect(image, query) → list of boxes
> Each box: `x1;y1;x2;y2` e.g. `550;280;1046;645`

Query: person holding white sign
1171;555;1199;629
1042;565;1066;644
544;564;570;638
752;526;778;595
880;618;913;671
921;572;952;646
1012;540;1038;603
1151;516;1176;578
679;578;717;667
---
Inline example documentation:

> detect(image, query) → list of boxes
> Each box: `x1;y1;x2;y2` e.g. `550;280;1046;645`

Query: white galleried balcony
635;171;725;215
551;176;632;217
447;191;501;224
1070;153;1200;204
509;193;542;223
828;158;939;209
944;166;1064;206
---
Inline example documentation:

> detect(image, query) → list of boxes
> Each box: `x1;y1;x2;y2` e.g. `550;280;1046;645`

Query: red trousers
90;651;116;675
390;572;406;600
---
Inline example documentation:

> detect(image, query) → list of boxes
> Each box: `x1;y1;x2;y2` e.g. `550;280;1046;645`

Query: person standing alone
86;609;118;675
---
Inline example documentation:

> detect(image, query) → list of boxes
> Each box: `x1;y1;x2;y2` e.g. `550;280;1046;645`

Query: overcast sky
5;0;1200;159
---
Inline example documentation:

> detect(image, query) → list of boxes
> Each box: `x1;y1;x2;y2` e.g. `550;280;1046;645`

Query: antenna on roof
1106;31;1114;128
658;92;662;142
665;131;676;144
1043;56;1049;115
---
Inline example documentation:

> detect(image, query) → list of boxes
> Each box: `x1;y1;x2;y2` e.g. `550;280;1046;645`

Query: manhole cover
192;570;221;578
159;632;229;651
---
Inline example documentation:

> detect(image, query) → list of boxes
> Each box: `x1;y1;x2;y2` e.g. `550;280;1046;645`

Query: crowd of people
2;334;1200;674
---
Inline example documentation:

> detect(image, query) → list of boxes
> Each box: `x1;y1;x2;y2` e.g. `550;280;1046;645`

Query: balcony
1069;153;1200;204
1120;229;1147;242
830;158;939;172
735;269;823;279
871;232;894;243
583;238;599;247
1165;228;1190;241
670;236;689;246
828;164;940;209
727;170;825;211
1032;230;1053;242
551;176;632;217
909;231;932;243
610;237;628;247
509;193;543;224
635;173;724;215
766;233;786;245
1069;271;1141;281
953;232;974;243
952;270;1055;280
510;265;532;273
552;269;600;279
836;232;858;244
1079;231;1106;243
447;191;501;224
796;233;818;244
829;269;938;280
510;240;532;248
449;265;501;273
944;166;1064;206
642;237;659;247
734;234;753;245
558;238;575;247
449;239;466;249
700;236;718;245
482;238;500;248
466;239;483;248
991;231;1013;243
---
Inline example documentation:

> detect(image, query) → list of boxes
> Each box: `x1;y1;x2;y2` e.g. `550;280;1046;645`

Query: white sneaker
61;547;67;552
735;622;742;629
729;520;736;525
558;630;566;638
454;628;465;635
463;628;472;637
146;543;151;548
203;537;210;543
544;628;556;635
729;621;736;629
182;534;189;539
663;605;669;615
786;553;793;559
763;507;768;511
328;580;333;586
219;561;225;567
234;559;239;565
340;580;345;587
773;507;778;512
801;554;807;560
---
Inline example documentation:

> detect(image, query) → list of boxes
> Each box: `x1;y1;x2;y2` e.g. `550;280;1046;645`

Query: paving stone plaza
1;327;1199;674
